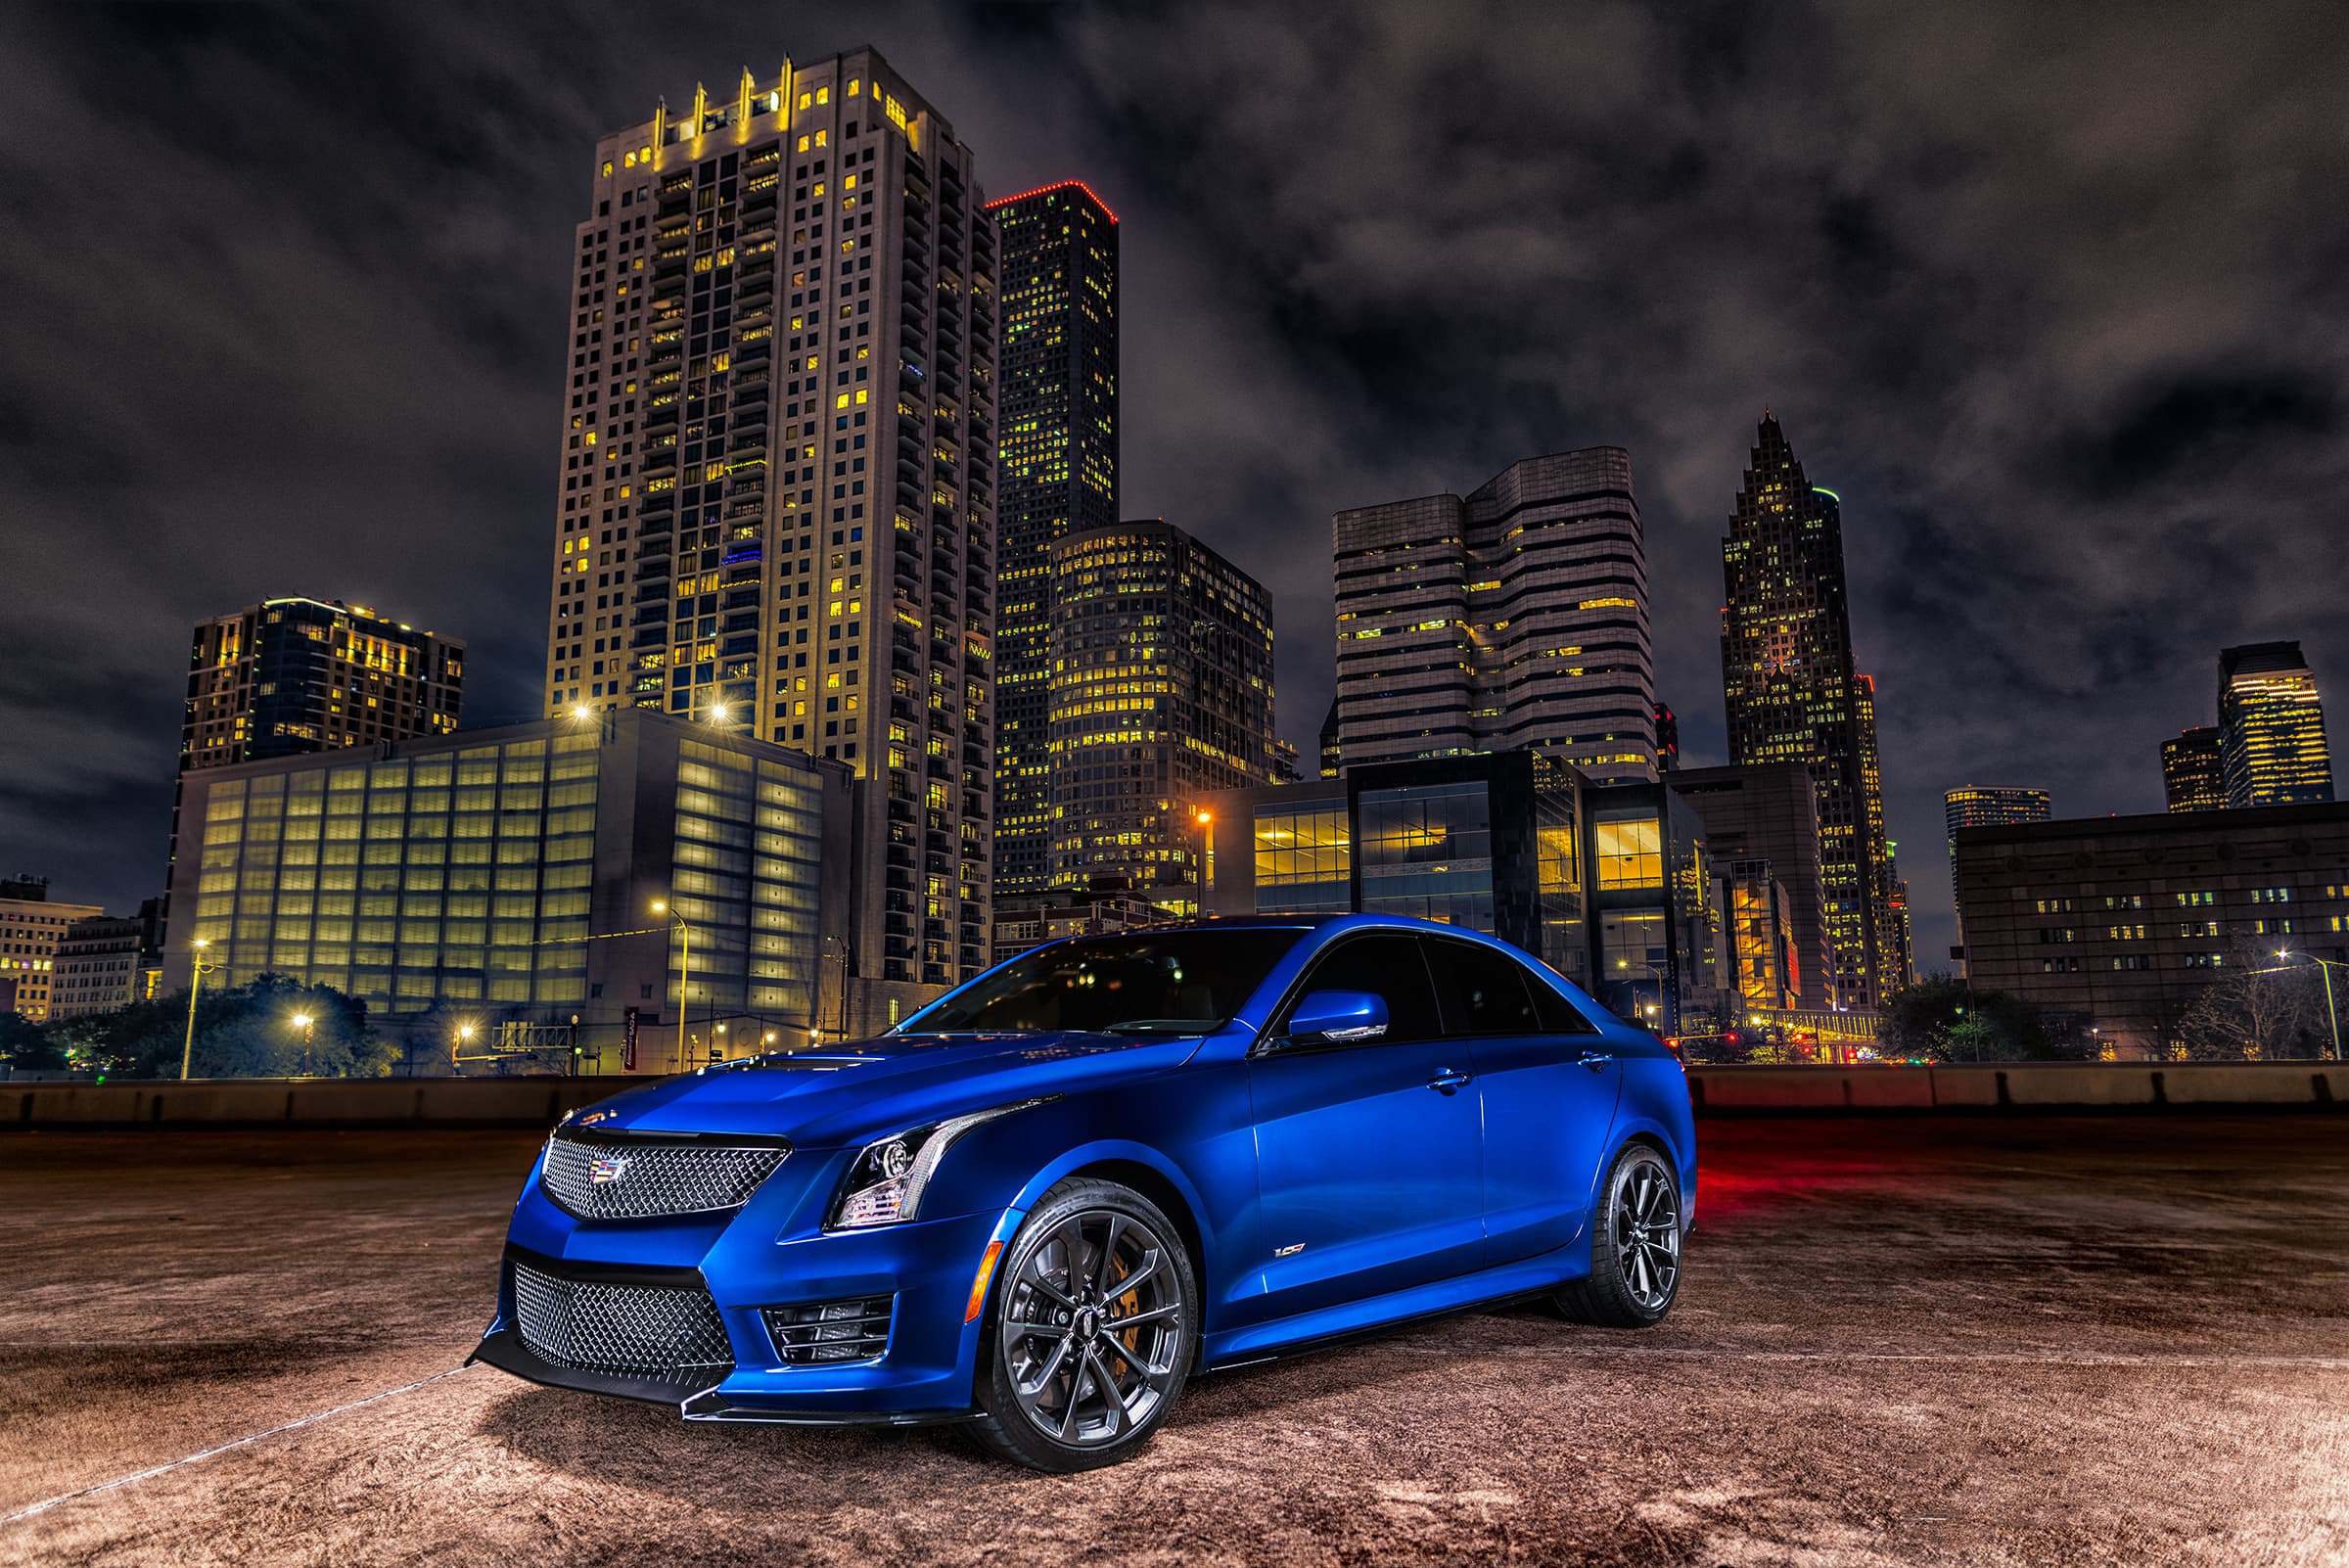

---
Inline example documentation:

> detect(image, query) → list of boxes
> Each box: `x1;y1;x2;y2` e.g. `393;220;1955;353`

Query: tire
969;1178;1199;1471
1555;1142;1683;1327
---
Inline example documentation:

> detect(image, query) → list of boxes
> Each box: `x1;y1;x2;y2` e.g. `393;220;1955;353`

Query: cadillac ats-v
471;914;1695;1470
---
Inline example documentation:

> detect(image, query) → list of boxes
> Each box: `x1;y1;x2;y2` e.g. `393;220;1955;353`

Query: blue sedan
471;914;1695;1470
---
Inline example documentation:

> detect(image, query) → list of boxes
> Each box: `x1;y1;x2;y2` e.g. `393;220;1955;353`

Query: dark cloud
4;0;2347;980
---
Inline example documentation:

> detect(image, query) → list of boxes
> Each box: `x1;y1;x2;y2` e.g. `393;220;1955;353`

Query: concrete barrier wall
5;1062;2343;1129
8;1077;651;1130
1689;1062;2342;1114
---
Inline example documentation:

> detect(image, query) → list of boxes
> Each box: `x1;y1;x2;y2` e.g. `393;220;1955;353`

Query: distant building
50;913;150;1021
2219;642;2333;807
1954;801;2349;1058
1669;762;1835;1010
1270;739;1303;785
1719;858;1798;1011
1047;520;1278;906
183;598;464;771
990;888;1167;966
1720;414;1902;1007
1333;447;1656;784
2161;726;2229;813
1944;786;2052;905
1202;752;1730;1033
989;179;1120;899
0;879;105;1023
161;710;874;1064
1316;699;1341;779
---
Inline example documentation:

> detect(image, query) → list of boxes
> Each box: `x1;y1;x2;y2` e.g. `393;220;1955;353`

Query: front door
1246;932;1486;1322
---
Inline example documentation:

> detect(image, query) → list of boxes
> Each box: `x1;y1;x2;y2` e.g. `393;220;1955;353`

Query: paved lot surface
1;1115;2345;1567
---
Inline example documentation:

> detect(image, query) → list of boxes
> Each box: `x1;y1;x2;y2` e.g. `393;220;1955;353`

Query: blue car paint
474;912;1696;1420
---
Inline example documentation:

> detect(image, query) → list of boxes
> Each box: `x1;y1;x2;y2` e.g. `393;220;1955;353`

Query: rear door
1246;932;1487;1320
1421;936;1622;1264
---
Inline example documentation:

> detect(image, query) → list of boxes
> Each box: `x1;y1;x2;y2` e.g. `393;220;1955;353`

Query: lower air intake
512;1261;734;1385
763;1296;895;1364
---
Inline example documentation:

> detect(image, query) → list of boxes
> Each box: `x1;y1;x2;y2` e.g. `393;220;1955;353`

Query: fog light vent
763;1295;894;1364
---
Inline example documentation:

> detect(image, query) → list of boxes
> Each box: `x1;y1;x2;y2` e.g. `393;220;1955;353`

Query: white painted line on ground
1390;1345;2349;1369
0;1364;477;1528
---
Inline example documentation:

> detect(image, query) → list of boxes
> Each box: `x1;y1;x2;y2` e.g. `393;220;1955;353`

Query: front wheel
969;1178;1198;1471
1555;1143;1683;1327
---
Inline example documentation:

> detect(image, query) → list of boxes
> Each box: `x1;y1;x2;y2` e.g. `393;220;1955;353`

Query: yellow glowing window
836;392;851;408
848;78;860;96
816;86;829;105
814;130;826;147
638;145;649;160
797;135;810;152
854;389;867;404
603;160;616;176
798;92;811;110
844;174;856;190
1579;596;1637;611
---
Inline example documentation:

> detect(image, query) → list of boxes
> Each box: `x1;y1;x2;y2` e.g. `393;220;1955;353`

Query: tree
65;977;394;1080
1878;974;2096;1062
0;1012;66;1073
2175;941;2328;1060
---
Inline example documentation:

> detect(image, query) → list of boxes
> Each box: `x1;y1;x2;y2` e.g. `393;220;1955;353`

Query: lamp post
2271;947;2345;1062
291;1011;315;1077
179;939;221;1082
820;933;853;1043
1190;807;1215;914
652;899;692;1074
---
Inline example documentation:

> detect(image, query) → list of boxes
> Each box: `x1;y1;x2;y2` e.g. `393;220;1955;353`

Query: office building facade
987;180;1119;898
2219;642;2334;807
50;913;151;1021
1332;448;1655;785
1047;520;1277;902
1669;762;1835;1009
0;880;105;1023
544;49;997;997
1955;802;2349;1058
161;711;857;1066
184;599;463;771
2162;726;2229;813
1719;413;1901;1007
1202;753;1728;1032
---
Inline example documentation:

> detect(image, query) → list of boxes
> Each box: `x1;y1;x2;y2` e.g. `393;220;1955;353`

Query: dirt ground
2;1115;2345;1567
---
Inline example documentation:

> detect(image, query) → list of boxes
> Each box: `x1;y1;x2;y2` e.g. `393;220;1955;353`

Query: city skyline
5;4;2348;991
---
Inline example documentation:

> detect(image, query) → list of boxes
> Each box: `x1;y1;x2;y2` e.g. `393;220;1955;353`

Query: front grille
763;1295;895;1365
540;1130;789;1222
512;1261;734;1384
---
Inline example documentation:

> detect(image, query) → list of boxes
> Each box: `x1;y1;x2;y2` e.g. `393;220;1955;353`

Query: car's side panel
1470;1033;1623;1262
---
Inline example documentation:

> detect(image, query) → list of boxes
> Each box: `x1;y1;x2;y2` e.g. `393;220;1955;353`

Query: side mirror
1286;990;1389;1044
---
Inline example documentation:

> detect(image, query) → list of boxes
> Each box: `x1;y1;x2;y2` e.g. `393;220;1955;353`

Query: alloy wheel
1612;1155;1681;1311
998;1208;1184;1448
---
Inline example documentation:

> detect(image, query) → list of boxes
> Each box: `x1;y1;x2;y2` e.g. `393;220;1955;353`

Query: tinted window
1423;938;1542;1036
907;929;1310;1036
1525;971;1602;1035
1281;934;1443;1041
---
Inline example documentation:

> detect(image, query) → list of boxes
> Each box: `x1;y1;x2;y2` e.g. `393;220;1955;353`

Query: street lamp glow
291;1013;312;1030
572;705;592;720
709;702;730;721
650;900;667;913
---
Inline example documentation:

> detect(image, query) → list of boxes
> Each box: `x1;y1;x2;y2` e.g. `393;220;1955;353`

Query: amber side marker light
966;1239;1005;1323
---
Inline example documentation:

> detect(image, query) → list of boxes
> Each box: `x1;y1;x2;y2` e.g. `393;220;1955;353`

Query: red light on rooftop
983;178;1120;223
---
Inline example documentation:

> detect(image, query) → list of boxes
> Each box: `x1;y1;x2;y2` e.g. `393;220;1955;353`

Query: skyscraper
987;180;1119;897
184;598;463;771
1944;785;2050;903
1047;520;1277;903
2161;726;2229;812
2219;641;2334;807
544;50;998;998
1719;414;1900;1008
1332;448;1655;784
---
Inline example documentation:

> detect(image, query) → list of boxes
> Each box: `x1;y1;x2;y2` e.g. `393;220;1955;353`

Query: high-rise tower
184;598;463;770
1944;785;2050;903
544;50;999;999
2160;725;2229;812
987;180;1119;898
1333;448;1655;784
1046;520;1277;903
1719;414;1898;1008
2219;641;2334;807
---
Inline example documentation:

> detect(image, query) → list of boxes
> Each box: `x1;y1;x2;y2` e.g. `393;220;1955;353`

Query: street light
709;702;730;723
653;899;692;1073
2268;947;2346;1062
1190;807;1215;911
290;1011;315;1074
179;939;221;1082
572;705;593;721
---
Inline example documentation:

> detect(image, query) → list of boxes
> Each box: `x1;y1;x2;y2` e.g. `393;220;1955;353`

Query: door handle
1576;1051;1615;1072
1427;1068;1472;1095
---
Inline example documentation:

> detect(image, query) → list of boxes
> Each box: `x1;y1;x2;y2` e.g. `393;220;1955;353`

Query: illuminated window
1594;819;1662;890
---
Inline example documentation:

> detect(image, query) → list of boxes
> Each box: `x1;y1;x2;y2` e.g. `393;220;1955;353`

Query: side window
1524;968;1602;1035
1281;934;1443;1042
1422;938;1542;1036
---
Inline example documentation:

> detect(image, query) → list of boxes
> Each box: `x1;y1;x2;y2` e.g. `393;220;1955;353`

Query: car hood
563;1029;1205;1146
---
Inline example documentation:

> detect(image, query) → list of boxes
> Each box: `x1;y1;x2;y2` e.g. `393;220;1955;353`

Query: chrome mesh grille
540;1130;788;1221
511;1262;733;1383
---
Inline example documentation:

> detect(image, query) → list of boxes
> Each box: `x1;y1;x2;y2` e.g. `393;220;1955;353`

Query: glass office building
161;711;853;1067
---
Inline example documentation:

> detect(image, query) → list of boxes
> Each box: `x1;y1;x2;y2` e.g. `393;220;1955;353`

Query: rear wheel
1555;1143;1682;1327
969;1178;1197;1471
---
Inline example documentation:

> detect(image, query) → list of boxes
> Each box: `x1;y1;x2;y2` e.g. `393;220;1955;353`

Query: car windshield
902;928;1312;1037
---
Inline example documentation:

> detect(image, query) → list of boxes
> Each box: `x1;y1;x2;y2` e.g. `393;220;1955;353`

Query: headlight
826;1097;1055;1229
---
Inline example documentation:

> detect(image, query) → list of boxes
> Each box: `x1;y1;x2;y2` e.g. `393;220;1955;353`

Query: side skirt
1200;1247;1589;1371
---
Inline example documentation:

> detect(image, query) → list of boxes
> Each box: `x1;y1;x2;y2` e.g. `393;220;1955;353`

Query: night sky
4;3;2345;976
